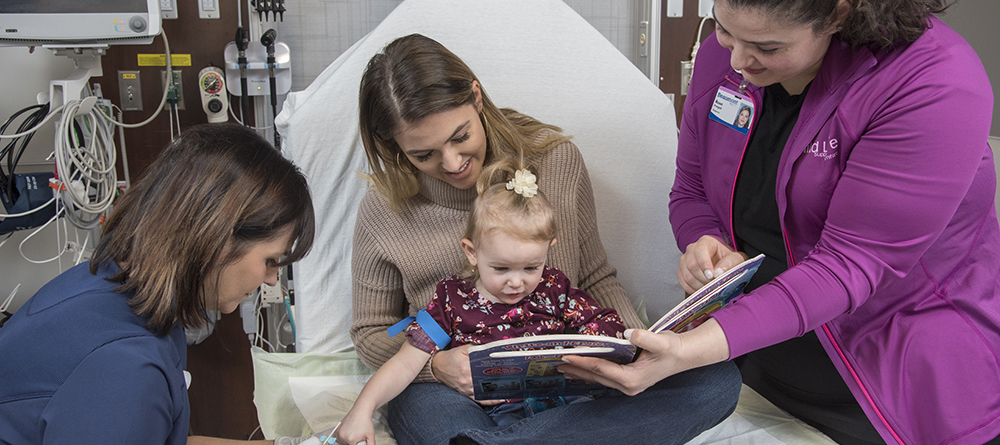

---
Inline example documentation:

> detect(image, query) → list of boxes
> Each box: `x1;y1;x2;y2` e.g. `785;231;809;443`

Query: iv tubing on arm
335;342;431;445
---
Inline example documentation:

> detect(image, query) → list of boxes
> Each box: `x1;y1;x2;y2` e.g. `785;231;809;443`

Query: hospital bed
266;0;836;443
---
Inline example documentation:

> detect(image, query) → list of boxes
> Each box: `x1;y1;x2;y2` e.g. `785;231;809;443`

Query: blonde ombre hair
358;33;570;208
91;124;315;335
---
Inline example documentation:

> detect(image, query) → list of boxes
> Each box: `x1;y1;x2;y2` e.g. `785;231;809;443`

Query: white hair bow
506;169;538;198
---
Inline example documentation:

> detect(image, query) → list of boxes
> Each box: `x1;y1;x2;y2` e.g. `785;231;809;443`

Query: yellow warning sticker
137;54;192;67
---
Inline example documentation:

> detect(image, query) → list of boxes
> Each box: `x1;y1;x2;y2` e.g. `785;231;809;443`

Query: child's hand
334;409;376;445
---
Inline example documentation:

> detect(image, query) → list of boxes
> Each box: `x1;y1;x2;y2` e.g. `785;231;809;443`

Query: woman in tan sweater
350;33;740;445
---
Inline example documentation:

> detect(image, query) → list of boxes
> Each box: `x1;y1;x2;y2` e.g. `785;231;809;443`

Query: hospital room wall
0;0;654;317
277;0;648;92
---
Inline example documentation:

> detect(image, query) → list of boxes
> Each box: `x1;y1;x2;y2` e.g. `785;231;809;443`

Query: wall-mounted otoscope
235;26;250;125
261;28;280;149
222;31;292;132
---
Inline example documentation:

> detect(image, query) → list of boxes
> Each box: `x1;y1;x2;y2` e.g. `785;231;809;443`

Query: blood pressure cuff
1;172;58;235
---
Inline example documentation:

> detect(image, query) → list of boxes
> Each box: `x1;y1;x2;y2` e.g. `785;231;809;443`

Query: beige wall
940;0;1000;138
940;1;1000;216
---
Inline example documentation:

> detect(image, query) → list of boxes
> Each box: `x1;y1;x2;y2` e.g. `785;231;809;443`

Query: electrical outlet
260;282;283;304
118;71;142;111
260;266;283;304
161;69;185;110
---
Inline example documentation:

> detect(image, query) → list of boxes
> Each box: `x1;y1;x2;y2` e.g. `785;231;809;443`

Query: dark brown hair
719;0;952;49
90;124;315;335
358;33;570;208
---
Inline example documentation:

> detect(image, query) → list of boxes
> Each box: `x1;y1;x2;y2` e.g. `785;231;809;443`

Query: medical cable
273;312;289;349
0;283;18;329
0;105;65;140
226;92;271;130
1;31;172;224
95;30;173;129
115;107;131;187
0;104;57;220
0;196;56;219
254;295;275;352
1;104;50;202
168;103;176;141
1;284;17;313
283;293;296;345
689;16;714;72
17;204;68;265
54;98;118;229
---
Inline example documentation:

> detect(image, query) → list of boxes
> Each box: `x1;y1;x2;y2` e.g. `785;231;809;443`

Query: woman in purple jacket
561;0;1000;444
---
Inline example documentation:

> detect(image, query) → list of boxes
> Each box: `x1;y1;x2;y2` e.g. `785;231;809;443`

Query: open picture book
468;254;765;400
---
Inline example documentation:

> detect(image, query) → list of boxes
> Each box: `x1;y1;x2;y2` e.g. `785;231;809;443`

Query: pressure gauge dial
201;72;224;95
198;66;229;123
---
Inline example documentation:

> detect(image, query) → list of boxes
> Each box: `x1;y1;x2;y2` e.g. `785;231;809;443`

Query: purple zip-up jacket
670;19;1000;444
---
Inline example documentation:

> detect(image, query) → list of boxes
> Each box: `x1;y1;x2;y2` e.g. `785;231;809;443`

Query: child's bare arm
335;342;431;445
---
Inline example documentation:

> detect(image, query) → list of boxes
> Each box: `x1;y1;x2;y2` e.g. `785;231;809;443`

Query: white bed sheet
252;348;834;444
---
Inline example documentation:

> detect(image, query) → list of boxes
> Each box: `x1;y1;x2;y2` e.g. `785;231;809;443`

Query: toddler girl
335;164;626;445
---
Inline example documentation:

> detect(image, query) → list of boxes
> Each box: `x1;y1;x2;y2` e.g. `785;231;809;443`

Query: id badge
710;86;754;134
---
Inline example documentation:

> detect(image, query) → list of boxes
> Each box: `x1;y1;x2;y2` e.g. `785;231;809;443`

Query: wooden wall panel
99;0;247;181
98;0;261;440
658;0;714;127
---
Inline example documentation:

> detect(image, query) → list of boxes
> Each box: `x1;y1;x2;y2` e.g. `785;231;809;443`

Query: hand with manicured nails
677;235;748;294
558;320;731;396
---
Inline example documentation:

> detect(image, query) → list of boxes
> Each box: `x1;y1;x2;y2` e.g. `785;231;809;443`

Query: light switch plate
699;0;714;17
160;0;178;19
666;0;682;17
198;0;220;19
118;71;142;112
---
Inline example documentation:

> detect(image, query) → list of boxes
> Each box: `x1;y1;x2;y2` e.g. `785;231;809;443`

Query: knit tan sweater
350;140;642;382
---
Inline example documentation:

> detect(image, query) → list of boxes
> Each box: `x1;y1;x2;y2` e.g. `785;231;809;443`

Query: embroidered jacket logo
807;138;838;161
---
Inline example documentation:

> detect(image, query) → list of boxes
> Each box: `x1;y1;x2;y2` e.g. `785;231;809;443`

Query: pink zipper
822;325;906;444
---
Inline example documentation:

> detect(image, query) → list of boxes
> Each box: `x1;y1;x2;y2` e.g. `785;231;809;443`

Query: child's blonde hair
461;158;556;279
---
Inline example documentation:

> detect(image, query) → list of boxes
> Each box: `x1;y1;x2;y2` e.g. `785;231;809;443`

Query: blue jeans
386;360;741;445
485;396;591;427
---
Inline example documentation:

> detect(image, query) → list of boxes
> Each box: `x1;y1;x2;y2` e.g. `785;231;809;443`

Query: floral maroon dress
405;266;626;354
